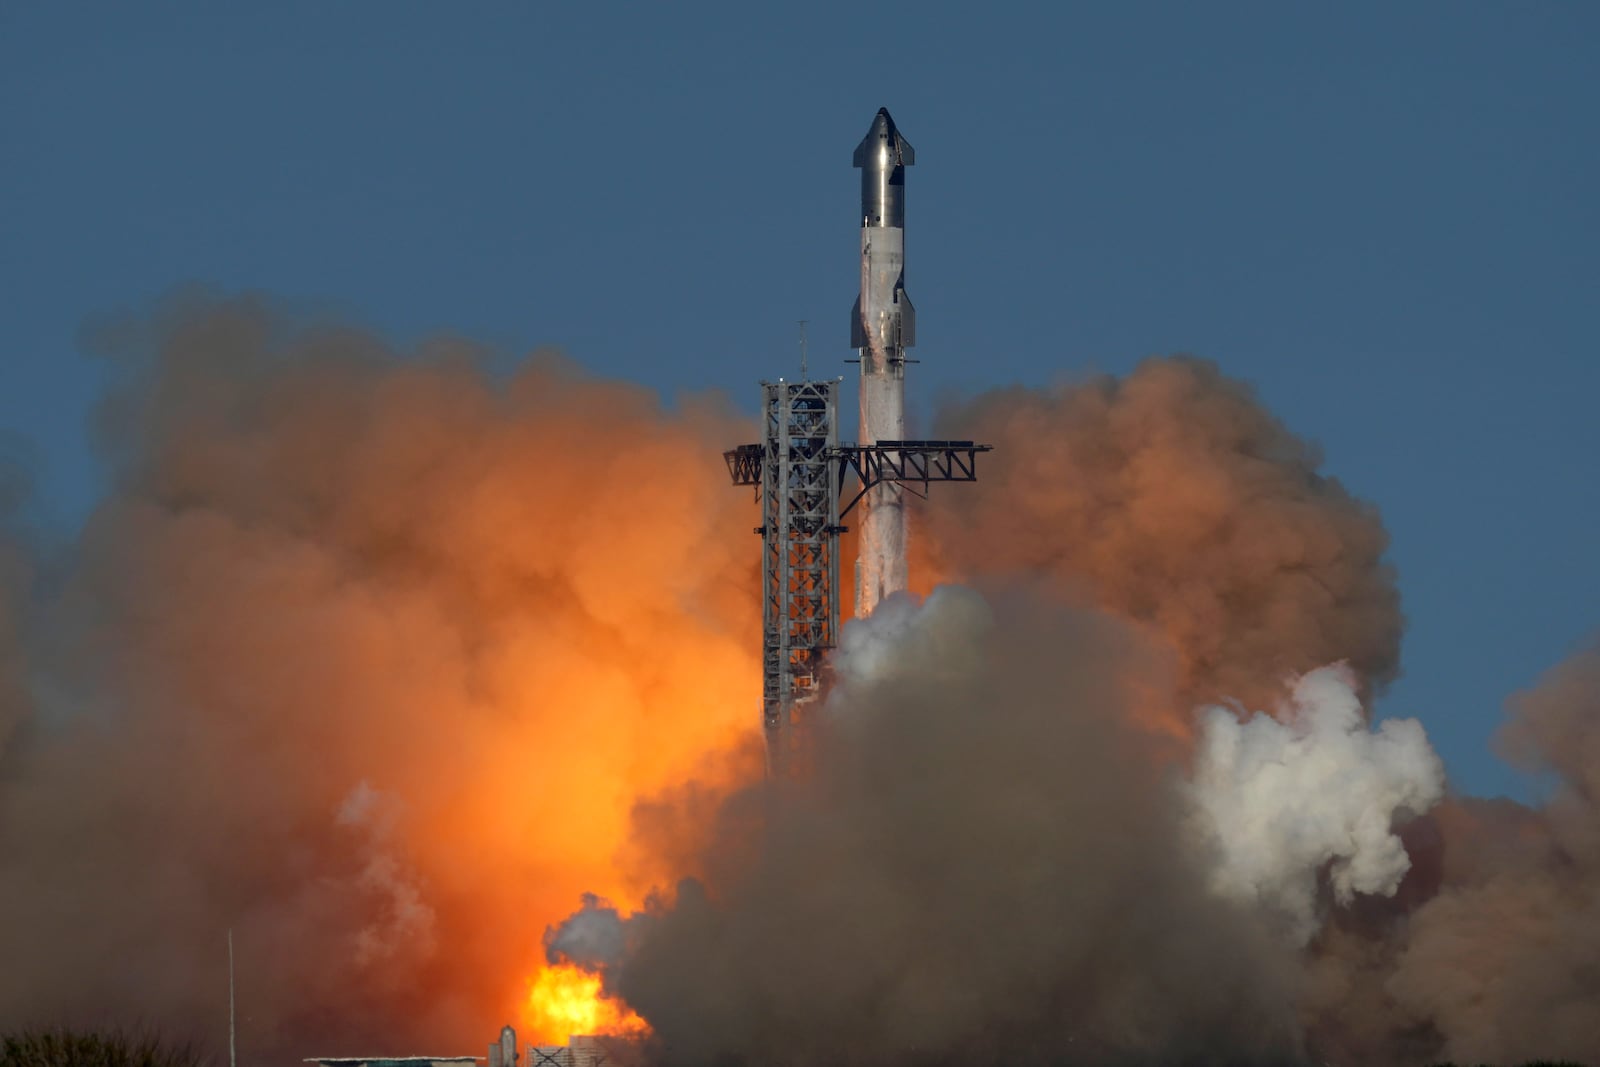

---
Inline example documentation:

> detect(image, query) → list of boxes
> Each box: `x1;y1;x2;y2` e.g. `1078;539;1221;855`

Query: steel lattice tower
748;379;842;771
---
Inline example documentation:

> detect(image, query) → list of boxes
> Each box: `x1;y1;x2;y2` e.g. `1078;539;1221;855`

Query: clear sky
2;2;1594;800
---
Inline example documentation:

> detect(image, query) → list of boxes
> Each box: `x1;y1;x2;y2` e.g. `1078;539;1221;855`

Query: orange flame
523;963;651;1045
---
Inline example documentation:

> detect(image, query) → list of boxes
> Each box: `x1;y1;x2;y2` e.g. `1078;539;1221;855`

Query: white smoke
546;893;632;971
1185;664;1446;944
335;780;438;966
830;585;993;690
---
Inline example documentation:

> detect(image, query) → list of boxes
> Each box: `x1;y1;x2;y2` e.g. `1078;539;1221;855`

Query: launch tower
725;108;990;773
725;379;844;768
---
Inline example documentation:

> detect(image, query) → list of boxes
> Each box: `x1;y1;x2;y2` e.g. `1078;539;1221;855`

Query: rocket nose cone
853;107;915;168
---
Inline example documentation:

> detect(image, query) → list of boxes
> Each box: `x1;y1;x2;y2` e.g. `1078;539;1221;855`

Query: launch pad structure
724;108;990;772
725;393;987;769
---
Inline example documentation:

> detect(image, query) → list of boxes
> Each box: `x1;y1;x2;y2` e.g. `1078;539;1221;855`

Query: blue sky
2;2;1595;799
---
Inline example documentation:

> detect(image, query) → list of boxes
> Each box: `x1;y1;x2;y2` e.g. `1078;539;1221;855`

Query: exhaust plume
1378;644;1600;1063
923;357;1403;718
545;893;631;972
1185;664;1445;945
3;294;1596;1066
0;294;762;1059
598;587;1306;1066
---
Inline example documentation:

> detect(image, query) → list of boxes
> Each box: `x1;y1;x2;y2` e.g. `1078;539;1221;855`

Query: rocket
852;107;915;618
488;1026;518;1067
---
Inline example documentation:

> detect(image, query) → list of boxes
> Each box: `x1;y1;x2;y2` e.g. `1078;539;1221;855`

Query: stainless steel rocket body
851;108;916;357
852;108;915;618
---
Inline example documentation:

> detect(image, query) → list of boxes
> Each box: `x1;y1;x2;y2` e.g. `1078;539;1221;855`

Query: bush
0;1027;206;1067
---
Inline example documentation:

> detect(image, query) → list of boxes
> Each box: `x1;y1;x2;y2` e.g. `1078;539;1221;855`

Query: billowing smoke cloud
545;893;631;973
911;361;1596;1063
0;294;762;1059
592;588;1306;1066
1498;642;1600;867
1371;645;1600;1064
1185;665;1445;944
923;357;1402;718
1284;645;1600;1066
4;296;1597;1066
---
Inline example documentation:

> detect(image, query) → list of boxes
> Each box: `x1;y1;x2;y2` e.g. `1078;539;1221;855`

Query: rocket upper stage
851;107;916;352
854;107;915;228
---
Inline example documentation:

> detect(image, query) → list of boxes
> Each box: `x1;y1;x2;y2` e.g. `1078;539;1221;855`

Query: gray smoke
573;348;1599;1066
1288;643;1600;1065
546;893;631;972
1378;645;1600;1063
598;587;1306;1067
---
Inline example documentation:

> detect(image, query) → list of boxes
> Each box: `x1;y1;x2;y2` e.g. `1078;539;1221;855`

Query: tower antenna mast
228;929;237;1067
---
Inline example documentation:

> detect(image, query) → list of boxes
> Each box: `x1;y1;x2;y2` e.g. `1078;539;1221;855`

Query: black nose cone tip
853;107;915;168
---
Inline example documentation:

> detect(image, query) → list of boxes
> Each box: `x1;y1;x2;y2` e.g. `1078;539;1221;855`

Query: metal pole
228;928;237;1067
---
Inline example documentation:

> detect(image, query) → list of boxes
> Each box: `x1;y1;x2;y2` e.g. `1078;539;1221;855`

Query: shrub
0;1027;206;1067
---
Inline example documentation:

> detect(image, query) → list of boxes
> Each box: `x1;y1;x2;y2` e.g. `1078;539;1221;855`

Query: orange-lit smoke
30;295;1583;1066
0;295;761;1059
922;357;1403;723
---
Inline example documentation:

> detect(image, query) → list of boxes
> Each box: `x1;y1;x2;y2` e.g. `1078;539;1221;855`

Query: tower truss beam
832;440;991;516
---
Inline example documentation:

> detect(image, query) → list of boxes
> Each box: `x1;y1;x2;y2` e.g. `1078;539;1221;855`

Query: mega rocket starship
852;107;916;619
